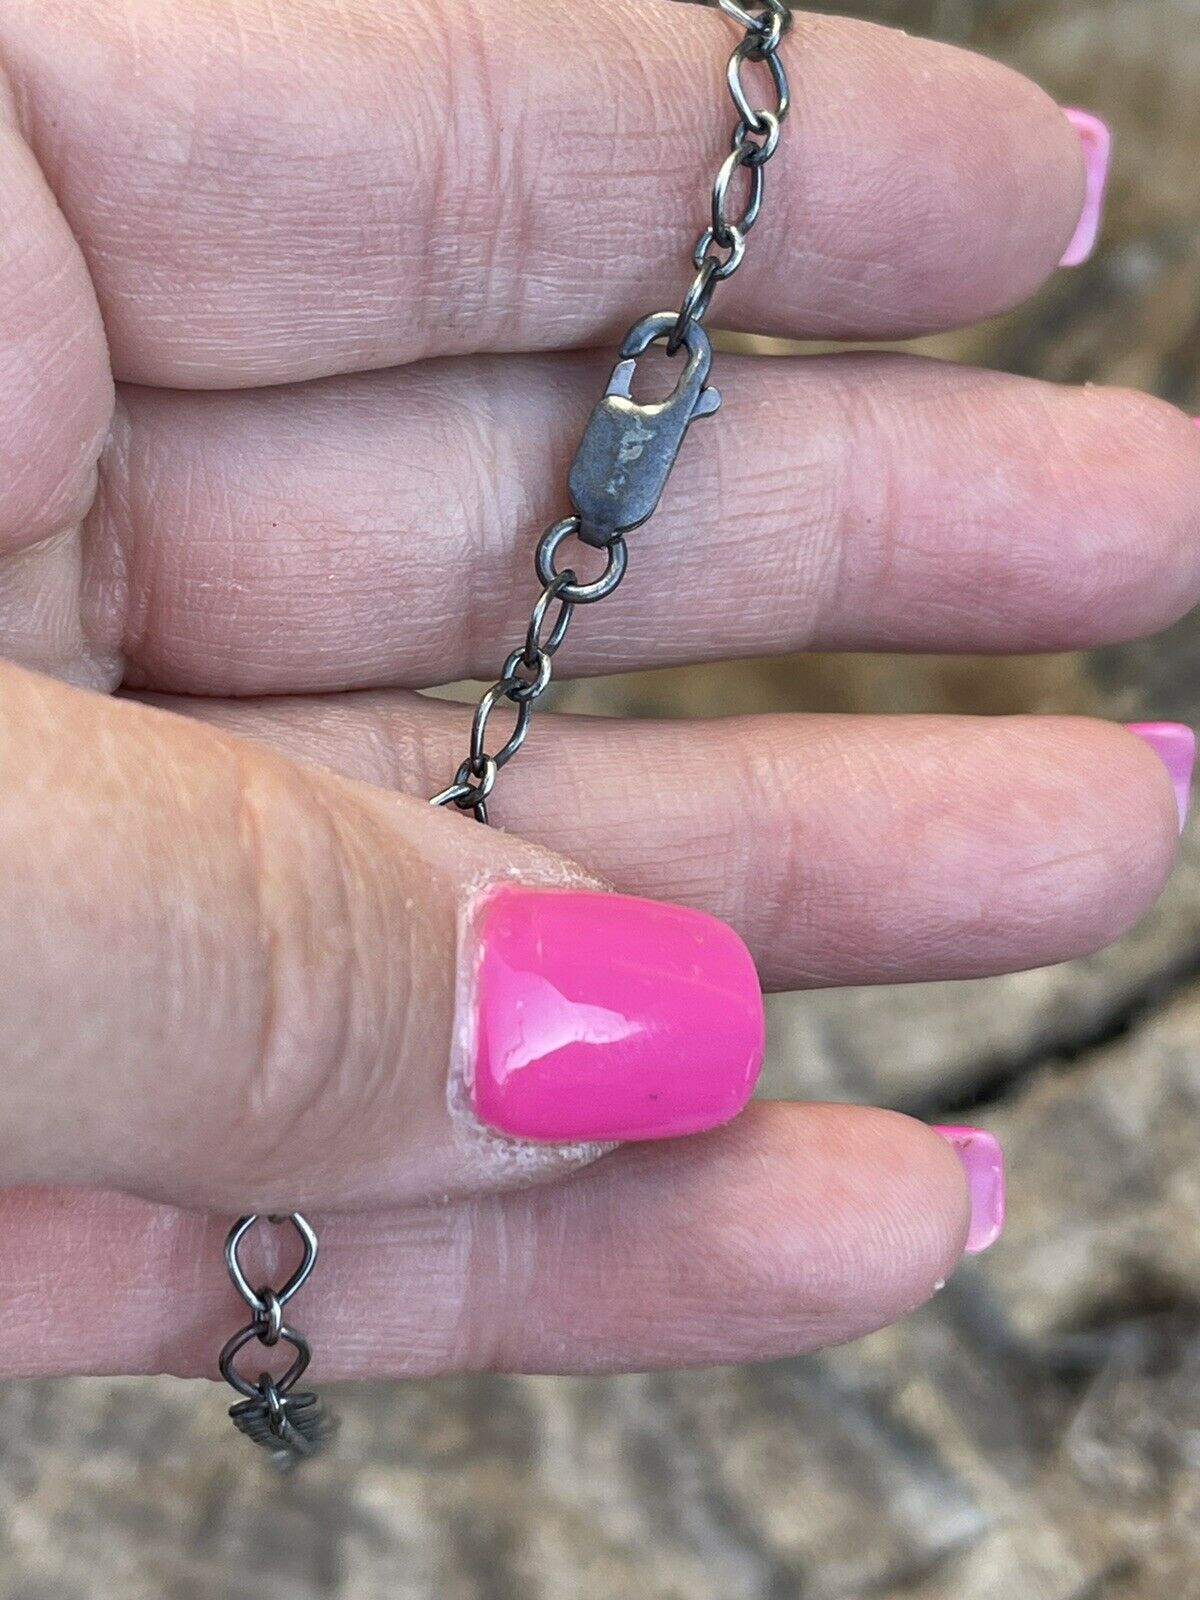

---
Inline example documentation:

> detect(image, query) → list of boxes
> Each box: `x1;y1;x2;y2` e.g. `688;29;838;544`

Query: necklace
214;0;793;1469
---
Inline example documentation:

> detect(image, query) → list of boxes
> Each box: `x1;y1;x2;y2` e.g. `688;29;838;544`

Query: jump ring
501;647;553;703
534;518;628;604
692;223;745;280
219;1322;312;1402
457;754;497;800
256;1287;284;1346
732;110;781;167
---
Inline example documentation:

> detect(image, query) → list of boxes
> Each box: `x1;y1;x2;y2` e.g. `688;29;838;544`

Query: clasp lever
568;312;722;549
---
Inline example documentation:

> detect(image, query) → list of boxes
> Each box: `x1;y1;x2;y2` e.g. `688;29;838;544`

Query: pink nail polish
1125;722;1196;831
934;1126;1006;1254
1060;109;1111;267
465;886;765;1142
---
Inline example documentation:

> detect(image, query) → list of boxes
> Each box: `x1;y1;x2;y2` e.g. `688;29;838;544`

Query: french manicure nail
934;1126;1006;1254
1060;109;1111;267
465;886;765;1142
1125;722;1196;831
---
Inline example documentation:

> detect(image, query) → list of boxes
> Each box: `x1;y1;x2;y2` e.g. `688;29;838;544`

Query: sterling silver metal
568;313;722;549
218;1213;336;1468
429;0;792;825
217;0;791;1467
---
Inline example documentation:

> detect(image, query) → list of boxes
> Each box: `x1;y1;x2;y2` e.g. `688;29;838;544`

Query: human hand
0;0;1196;1384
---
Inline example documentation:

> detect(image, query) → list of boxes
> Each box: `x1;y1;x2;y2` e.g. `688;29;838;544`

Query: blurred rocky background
4;0;1200;1595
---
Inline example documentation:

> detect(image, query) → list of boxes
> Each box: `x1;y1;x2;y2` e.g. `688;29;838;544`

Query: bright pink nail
1125;722;1196;830
466;886;765;1142
1060;109;1111;266
934;1126;1006;1254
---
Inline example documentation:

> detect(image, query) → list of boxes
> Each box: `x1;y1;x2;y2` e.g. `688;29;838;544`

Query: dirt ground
3;2;1200;1596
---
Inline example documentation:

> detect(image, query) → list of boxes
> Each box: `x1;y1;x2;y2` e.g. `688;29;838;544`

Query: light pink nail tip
1060;108;1111;267
1125;722;1196;831
934;1126;1006;1254
466;886;766;1143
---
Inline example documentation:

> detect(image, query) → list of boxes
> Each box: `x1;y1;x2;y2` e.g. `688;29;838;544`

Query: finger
1;1;1088;386
150;696;1189;991
0;1106;975;1380
85;357;1200;696
0;660;773;1210
0;63;113;683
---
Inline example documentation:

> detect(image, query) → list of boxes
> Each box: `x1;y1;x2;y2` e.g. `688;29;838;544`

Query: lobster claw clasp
568;312;722;549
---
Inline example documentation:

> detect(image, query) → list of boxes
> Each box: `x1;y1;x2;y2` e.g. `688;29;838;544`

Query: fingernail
934;1126;1006;1254
465;886;765;1142
1125;722;1196;830
1060;109;1112;267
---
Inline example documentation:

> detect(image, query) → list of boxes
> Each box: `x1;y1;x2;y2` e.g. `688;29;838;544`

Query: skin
0;0;1194;1381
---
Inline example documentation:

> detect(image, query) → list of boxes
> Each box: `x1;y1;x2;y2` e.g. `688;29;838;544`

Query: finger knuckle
219;753;400;1191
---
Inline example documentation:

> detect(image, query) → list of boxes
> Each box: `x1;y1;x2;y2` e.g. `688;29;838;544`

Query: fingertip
1124;722;1196;833
1059;108;1112;267
934;1125;1006;1254
781;1107;977;1336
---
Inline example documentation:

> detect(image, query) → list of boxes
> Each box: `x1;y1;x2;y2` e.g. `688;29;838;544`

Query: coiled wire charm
218;1213;336;1469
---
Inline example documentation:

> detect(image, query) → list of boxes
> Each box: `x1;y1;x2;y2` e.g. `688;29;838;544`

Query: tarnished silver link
670;255;722;351
257;1287;284;1347
470;678;534;771
219;1214;334;1467
535;518;629;603
733;109;781;167
669;0;791;343
728;35;789;133
711;140;764;245
425;0;790;827
502;646;554;703
524;573;576;664
225;1213;318;1316
693;221;746;278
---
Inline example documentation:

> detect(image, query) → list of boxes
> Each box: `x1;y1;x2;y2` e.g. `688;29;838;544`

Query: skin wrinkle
160;698;1184;993
0;1105;968;1380
230;746;299;1151
71;354;1200;697
0;1;1089;385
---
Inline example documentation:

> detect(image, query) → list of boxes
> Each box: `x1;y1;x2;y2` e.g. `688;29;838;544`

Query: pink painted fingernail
1060;109;1111;266
1125;722;1196;830
934;1126;1006;1254
465;886;765;1142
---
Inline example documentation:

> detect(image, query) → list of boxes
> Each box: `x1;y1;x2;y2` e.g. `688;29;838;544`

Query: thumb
0;663;765;1211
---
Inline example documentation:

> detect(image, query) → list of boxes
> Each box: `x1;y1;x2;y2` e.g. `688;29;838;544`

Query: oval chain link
670;0;791;351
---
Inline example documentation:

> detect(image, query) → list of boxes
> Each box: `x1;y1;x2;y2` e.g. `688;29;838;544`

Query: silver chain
219;1214;336;1468
217;0;791;1467
430;0;792;824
